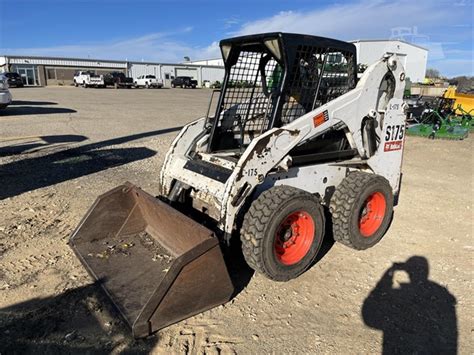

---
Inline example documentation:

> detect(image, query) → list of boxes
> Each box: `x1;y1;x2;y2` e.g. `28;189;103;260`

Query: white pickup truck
74;71;105;88
134;74;163;88
0;73;13;109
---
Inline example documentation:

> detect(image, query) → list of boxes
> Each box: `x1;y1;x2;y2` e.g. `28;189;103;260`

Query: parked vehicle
0;74;13;109
104;72;134;89
73;71;105;88
3;72;24;87
171;76;198;88
134;75;163;88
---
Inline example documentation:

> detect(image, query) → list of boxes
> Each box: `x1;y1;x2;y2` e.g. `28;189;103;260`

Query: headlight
0;79;8;90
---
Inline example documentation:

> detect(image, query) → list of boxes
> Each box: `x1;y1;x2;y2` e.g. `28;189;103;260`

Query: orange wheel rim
359;192;386;237
274;211;315;265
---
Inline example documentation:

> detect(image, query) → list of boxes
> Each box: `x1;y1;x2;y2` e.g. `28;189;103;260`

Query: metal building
187;58;225;67
0;55;225;87
0;55;126;86
189;39;428;83
350;39;428;82
128;62;224;88
0;39;427;87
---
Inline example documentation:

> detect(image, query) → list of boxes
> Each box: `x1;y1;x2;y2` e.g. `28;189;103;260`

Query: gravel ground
0;87;472;354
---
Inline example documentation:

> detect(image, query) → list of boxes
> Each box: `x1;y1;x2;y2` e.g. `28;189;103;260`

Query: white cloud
234;1;448;40
2;0;471;76
430;58;474;77
233;0;472;76
2;27;220;63
222;16;241;29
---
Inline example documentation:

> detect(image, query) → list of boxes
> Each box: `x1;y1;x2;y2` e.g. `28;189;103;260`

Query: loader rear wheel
241;186;325;281
330;172;393;250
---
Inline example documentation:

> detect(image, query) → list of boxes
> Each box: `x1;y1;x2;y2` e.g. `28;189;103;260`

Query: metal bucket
70;183;234;338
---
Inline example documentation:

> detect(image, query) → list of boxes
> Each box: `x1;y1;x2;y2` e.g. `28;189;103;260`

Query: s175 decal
384;124;404;152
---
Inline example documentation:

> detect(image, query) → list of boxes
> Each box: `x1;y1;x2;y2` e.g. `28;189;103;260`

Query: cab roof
219;32;356;56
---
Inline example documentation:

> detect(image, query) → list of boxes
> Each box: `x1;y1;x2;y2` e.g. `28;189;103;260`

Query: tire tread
330;171;392;250
241;186;322;281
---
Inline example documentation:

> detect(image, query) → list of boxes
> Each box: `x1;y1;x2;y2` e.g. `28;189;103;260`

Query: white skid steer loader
70;32;407;338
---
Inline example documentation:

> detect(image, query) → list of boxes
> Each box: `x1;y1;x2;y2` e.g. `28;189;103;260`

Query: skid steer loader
70;32;407;338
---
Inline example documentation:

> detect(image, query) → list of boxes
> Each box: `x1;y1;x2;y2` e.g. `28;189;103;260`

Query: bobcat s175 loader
70;32;407;338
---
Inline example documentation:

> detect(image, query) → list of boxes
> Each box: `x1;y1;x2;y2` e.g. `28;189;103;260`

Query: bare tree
425;68;441;78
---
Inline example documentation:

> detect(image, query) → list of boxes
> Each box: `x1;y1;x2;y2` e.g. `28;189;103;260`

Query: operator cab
207;32;357;153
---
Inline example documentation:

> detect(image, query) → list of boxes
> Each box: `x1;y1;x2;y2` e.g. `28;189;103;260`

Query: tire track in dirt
1;249;75;289
155;323;243;354
0;191;76;290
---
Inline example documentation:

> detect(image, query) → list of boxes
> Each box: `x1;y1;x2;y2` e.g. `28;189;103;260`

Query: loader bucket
70;183;234;338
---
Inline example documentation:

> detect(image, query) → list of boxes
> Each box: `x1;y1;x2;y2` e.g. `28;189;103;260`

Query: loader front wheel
241;186;325;281
330;172;393;250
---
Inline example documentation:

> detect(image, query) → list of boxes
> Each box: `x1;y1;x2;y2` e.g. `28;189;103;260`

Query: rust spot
253;135;273;155
256;147;271;159
236;129;285;181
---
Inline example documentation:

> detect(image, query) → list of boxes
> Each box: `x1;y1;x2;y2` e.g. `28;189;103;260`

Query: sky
0;0;472;77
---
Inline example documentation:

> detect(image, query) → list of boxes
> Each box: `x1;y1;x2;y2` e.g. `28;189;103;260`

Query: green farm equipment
452;104;474;132
407;100;471;140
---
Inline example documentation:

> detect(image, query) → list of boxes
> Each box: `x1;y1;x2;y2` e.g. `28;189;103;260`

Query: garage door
176;68;198;80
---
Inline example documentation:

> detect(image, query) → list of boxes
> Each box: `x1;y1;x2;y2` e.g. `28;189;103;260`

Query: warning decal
313;110;329;127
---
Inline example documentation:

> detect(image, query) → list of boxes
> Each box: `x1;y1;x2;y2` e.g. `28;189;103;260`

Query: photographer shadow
362;256;457;354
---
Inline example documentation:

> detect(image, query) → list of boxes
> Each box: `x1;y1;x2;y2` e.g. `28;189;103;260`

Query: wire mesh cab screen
209;34;356;153
210;46;282;152
282;46;355;125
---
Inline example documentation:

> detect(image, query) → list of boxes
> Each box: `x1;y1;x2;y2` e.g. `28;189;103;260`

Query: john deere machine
70;33;407;338
406;93;472;140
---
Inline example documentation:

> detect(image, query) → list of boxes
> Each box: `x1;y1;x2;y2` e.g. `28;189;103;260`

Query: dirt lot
0;87;472;354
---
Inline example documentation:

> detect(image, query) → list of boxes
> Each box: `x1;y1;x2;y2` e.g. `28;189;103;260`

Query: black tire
241;185;325;281
74;80;78;87
330;172;393;250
